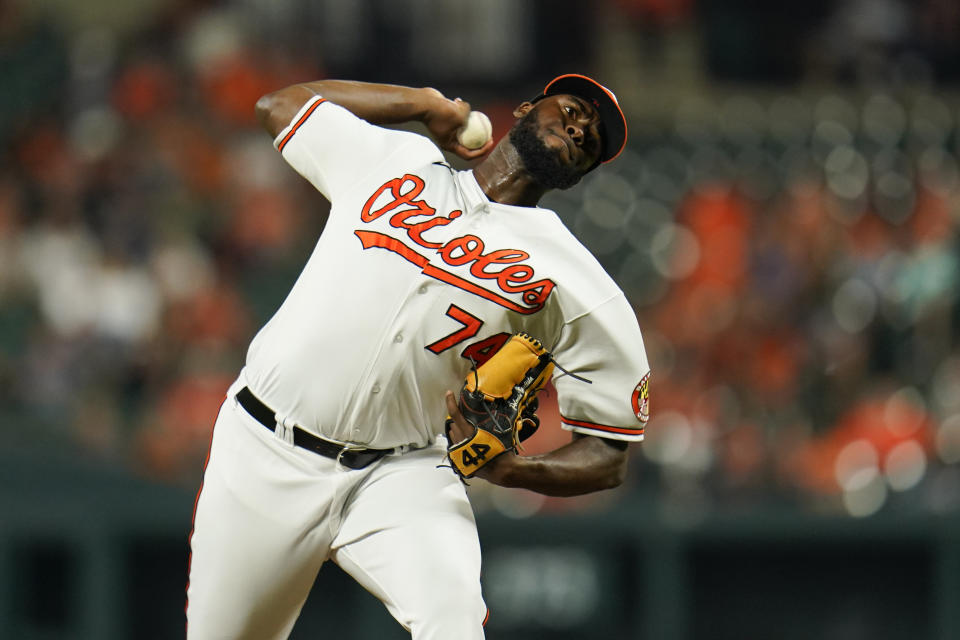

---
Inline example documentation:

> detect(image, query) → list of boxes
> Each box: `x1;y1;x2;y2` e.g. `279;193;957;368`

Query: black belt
235;386;394;470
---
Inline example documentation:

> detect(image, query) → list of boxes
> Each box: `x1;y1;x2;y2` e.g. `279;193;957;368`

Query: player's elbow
256;85;318;139
602;456;628;490
566;456;627;496
596;437;630;490
255;91;281;134
256;87;310;138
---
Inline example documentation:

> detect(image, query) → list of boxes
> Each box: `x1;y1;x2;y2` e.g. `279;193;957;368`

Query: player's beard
509;109;583;190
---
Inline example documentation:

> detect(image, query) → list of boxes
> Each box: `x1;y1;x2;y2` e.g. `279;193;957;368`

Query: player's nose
566;123;584;145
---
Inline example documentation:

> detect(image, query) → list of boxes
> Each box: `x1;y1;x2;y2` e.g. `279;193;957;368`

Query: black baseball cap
532;74;628;164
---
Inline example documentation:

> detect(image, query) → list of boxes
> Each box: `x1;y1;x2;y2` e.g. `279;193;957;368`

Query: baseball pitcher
185;73;650;639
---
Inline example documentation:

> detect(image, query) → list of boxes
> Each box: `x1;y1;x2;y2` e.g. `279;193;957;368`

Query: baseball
457;111;492;150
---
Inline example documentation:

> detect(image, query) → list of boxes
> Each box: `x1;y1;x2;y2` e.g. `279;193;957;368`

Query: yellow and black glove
444;333;554;479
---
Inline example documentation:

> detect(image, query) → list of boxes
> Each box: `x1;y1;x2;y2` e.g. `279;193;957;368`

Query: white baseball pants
185;384;487;639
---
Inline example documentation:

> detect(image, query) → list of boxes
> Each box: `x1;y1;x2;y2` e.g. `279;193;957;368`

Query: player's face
538;94;603;170
509;95;604;189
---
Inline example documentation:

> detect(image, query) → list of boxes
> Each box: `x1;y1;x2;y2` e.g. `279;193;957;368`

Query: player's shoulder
559;254;625;321
286;96;445;165
524;210;625;318
537;214;611;273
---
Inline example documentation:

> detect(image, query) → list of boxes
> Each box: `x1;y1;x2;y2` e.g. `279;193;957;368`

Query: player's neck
472;141;548;207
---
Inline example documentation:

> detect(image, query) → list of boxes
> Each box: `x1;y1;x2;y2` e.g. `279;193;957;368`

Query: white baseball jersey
242;95;650;450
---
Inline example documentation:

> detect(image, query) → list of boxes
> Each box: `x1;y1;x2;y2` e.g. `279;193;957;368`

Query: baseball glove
445;333;555;479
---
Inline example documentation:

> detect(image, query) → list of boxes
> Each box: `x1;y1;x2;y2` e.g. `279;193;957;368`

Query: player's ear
513;101;534;118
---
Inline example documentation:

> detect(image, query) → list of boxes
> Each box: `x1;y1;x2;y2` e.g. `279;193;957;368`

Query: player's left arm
445;393;629;497
444;292;649;496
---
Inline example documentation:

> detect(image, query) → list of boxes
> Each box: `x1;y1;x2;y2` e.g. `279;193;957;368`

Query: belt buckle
336;444;364;468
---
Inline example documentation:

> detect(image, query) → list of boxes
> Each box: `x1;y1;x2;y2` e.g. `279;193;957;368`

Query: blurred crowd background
3;0;960;526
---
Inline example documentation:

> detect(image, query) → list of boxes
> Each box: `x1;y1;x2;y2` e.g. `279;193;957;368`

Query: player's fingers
450;137;495;161
441;97;471;127
445;391;468;426
444;391;473;440
445;390;459;415
452;97;472;115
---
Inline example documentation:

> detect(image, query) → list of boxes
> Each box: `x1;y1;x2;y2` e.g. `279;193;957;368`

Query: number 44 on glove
444;332;588;479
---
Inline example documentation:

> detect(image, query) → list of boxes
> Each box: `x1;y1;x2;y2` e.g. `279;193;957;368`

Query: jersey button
394;334;403;343
371;383;381;394
418;285;427;294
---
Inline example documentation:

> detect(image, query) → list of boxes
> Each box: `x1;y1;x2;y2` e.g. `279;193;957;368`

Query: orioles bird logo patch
631;373;650;423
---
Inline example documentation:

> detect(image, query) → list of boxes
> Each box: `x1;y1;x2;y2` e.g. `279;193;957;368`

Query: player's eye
564;105;575;117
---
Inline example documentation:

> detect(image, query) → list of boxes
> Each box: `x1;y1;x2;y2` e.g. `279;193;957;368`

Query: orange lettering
361;175;425;222
469;249;529;280
438;235;484;266
405;211;461;249
358;175;556;313
496;265;534;291
389;202;436;229
521;281;554;307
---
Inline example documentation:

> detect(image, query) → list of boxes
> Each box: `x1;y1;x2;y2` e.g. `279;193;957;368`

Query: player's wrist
475;452;522;487
411;87;453;129
418;88;469;146
416;87;448;121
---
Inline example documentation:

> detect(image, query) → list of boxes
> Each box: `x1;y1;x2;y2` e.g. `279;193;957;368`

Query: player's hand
422;90;495;161
444;390;515;482
444;390;474;445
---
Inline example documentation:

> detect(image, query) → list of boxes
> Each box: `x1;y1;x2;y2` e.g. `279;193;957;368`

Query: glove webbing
440;335;593;481
471;351;553;451
458;348;592;453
